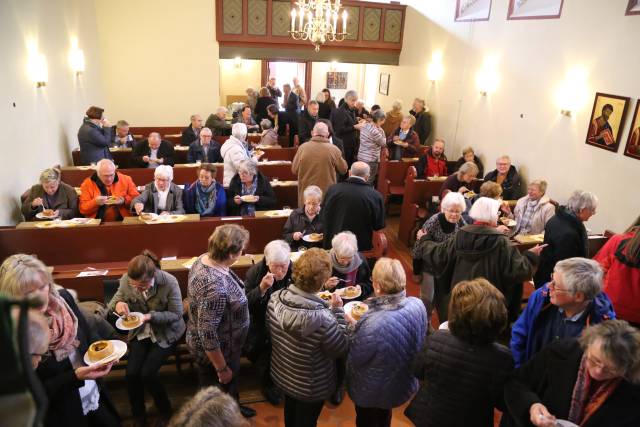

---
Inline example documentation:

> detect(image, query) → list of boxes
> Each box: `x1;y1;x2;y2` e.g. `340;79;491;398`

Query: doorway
261;60;312;108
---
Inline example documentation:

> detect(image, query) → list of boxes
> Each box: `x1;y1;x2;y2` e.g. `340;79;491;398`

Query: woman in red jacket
593;222;640;327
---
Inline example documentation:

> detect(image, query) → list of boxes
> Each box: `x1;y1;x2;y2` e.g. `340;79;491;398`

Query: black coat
297;109;318;145
186;141;222;163
484;165;522;200
405;330;513;427
255;96;276;123
267;111;289;136
322;177;385;251
331;103;358;151
533;206;588;287
282;207;324;251
226;172;277;215
318;100;335;120
503;338;640;427
78;119;113;165
410;109;432;145
181;124;199;145
131;139;175;167
36;289;119;427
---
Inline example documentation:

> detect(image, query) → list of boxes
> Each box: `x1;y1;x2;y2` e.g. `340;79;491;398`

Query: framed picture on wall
455;0;492;22
326;72;348;89
507;0;564;20
626;0;640;15
585;92;630;153
623;100;640;160
379;73;390;96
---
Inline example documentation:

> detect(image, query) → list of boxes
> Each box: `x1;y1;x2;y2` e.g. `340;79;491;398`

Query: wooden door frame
261;59;313;105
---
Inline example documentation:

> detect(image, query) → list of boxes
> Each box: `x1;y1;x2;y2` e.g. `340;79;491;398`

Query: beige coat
292;136;348;206
513;195;556;235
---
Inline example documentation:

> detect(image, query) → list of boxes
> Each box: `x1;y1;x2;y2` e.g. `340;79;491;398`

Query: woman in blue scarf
183;163;227;217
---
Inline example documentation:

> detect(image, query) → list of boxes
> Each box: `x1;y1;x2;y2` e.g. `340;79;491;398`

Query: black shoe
263;386;283;405
239;405;257;418
330;389;344;406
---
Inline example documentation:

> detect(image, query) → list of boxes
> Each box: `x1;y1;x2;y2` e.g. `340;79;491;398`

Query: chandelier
289;0;348;52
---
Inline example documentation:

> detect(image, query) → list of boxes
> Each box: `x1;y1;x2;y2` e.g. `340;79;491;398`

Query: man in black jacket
322;161;385;251
283;84;299;146
186;127;222;163
181;114;202;145
131;132;175;168
297;100;319;145
330;90;359;166
483;155;523;200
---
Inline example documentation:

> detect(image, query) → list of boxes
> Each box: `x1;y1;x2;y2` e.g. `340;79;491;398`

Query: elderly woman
243;240;293;405
412;192;466;317
594;224;640;326
78;105;113;166
355;109;387;184
255;87;276;123
439;161;479;199
267;248;348;427
504;320;640;427
415;197;545;321
463;181;513;224
107;250;185;424
534;190;598;287
186;224;255;418
0;254;120;426
511;257;615;368
132;165;185;215
454;146;484;177
386;115;420;160
258;118;279;147
323;231;373;301
405;278;514;427
183;163;227;217
283;185;323;251
227;159;276;216
381;99;403;136
512;180;556;236
168;386;248;427
221;123;252;186
347;258;427;427
22;167;78;220
232;105;260;133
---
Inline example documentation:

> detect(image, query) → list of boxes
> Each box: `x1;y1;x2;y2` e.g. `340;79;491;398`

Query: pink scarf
568;355;621;426
45;292;79;361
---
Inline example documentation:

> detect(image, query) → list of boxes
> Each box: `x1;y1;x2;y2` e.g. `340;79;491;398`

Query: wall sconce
427;51;444;82
556;66;588;117
28;51;48;88
69;37;85;76
329;60;339;71
476;56;499;96
234;56;243;68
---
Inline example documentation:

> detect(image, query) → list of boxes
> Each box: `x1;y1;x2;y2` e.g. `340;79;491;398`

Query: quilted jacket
346;291;427;409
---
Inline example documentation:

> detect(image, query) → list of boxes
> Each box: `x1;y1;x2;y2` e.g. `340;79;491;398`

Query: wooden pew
376;147;419;203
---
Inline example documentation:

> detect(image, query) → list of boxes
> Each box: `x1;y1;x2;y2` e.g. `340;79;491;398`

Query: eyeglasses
31;351;51;363
548;279;572;294
585;351;621;376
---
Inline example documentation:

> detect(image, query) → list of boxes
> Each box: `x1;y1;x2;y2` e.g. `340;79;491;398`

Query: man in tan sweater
292;122;348;207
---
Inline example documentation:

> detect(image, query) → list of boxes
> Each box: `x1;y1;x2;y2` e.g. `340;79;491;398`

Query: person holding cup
78;105;113;166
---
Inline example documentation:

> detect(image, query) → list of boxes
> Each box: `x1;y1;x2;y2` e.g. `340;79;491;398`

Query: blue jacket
346;292;427;409
78;119;113;165
510;283;615;367
182;181;226;217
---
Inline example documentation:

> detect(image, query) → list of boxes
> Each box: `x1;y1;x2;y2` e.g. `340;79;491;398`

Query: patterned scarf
45;292;79;361
568;355;621;425
195;181;218;216
515;197;539;235
240;176;258;216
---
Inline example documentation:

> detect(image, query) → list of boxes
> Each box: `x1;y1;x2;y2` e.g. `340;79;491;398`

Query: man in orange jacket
79;159;139;221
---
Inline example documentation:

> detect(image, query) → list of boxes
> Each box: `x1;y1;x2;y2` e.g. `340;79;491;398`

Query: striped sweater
357;122;387;162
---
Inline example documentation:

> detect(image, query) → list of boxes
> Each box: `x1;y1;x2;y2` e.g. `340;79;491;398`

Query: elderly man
112;120;135;148
79;159;139;221
187;127;222;164
512;180;556;236
330;90;359;165
483;155;522;200
78;105;113;165
181;114;203;145
511;257;615;368
292;122;348;207
409;98;432;145
297;100;320;145
322;162;385;251
205;107;232;136
416;138;448;178
233;105;260;133
266;76;282;102
132;132;175;168
132;165;185;215
221;123;252;186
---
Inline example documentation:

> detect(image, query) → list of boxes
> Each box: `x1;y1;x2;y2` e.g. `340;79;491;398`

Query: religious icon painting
585;92;630;153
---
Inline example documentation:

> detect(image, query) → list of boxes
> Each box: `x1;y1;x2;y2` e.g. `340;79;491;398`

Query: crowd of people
5;77;640;427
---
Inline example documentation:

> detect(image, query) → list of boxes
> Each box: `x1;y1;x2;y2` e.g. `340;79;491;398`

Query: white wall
219;59;261;107
363;0;640;234
0;0;105;226
310;62;365;103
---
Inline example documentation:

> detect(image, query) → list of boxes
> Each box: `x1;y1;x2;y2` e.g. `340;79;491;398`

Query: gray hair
154;165;174;182
260;119;272;130
579;320;640;384
462;146;475;156
441;191;466;212
566;190;598;215
238;159;258;176
345;90;358;102
458;161;479;178
371;109;386;123
97;158;116;172
356;99;365;107
190;114;201;121
529;179;548;194
391;99;403;111
303;185;322;202
554;257;602;300
232;123;247;140
39;168;61;184
0;254;55;299
200;127;212;136
350;161;370;178
116;120;129;128
469;197;501;224
312;122;329;138
497;155;511;164
264;240;291;265
308;100;319;108
315;92;325;102
216;106;228;114
331;231;359;258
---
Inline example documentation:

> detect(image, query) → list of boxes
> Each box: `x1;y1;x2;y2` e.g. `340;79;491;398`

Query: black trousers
125;338;174;418
355;405;392;427
86;394;121;427
253;344;275;390
283;395;324;427
196;356;241;400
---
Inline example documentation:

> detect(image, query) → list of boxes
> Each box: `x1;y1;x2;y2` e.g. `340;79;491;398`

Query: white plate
302;233;323;243
336;285;362;300
555;421;579;427
115;312;145;331
139;213;158;221
36;211;58;220
240;195;258;203
344;301;369;320
263;210;292;217
83;340;127;366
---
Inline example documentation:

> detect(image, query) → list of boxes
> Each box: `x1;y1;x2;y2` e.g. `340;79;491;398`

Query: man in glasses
510;257;615;367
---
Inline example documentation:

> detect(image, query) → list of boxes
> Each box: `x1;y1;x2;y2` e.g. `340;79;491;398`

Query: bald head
311;122;329;138
350;161;370;179
97;159;116;185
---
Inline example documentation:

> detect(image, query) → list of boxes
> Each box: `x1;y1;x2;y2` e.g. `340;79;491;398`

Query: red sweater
593;232;640;323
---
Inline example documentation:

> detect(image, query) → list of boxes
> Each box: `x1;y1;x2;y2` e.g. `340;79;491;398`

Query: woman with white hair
415;197;546;321
221;123;251;186
0;254;120;426
22;167;78;220
323;231;373;301
283;185;323;251
412;191;467;318
132;165;185;215
382;99;403;136
243;240;293;405
534;190;598;287
227;159;276;216
258;118;279;147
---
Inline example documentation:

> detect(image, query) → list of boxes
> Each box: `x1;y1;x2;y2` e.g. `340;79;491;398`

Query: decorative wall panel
248;0;267;35
222;0;243;34
271;0;291;36
383;10;402;43
362;8;381;41
344;6;360;41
